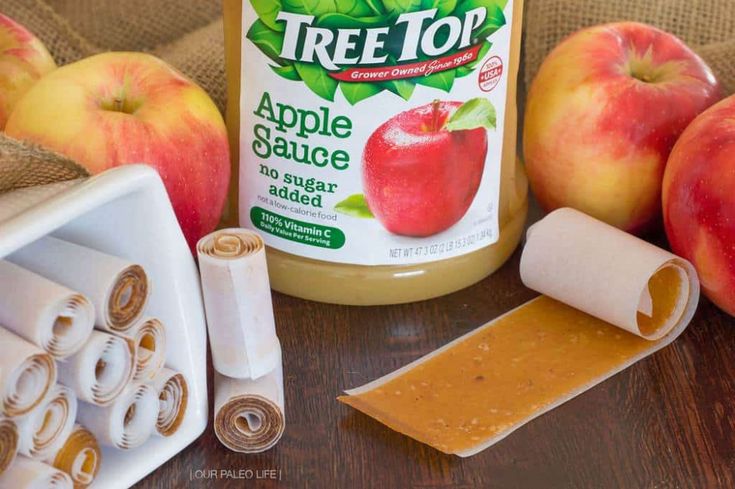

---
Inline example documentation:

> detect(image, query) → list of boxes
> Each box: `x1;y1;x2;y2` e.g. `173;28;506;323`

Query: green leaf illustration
381;79;416;100
454;1;506;40
335;194;375;218
421;0;458;16
271;64;302;81
341;82;384;104
294;62;340;101
416;69;455;92
246;20;285;64
382;0;423;14
251;0;284;31
444;97;496;131
455;40;492;77
317;12;393;29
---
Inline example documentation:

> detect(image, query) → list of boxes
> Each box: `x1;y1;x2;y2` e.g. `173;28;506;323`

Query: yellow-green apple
524;22;722;234
0;13;56;130
5;52;230;249
663;95;735;317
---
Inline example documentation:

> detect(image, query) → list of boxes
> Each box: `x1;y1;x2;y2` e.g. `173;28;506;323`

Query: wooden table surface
137;232;735;489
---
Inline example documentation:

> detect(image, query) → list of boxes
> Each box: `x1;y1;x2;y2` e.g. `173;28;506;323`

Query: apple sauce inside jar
224;0;528;305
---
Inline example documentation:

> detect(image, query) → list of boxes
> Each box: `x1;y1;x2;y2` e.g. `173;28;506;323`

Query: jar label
239;0;514;266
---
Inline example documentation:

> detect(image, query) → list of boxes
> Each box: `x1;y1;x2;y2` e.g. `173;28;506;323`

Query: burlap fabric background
0;0;733;193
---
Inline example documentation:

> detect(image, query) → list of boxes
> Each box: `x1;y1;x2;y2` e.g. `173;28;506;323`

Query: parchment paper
76;383;158;450
123;318;166;383
45;424;100;489
197;229;281;379
0;261;94;359
15;385;77;459
9;237;149;333
0;418;18;475
214;362;284;454
0;456;72;489
57;331;135;406
343;208;700;457
151;368;188;437
0;327;56;418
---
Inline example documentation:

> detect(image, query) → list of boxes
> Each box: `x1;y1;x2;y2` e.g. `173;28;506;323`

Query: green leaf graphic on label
382;0;424;14
381;79;416;100
444;97;496;131
341;82;384;105
455;40;491;77
252;0;284;31
246;20;284;64
421;0;458;17
271;64;302;81
416;69;455;92
294;62;339;101
317;13;393;29
336;0;384;17
335;194;375;218
454;1;506;39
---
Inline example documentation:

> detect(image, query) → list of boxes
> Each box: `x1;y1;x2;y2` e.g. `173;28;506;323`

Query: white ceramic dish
0;165;208;489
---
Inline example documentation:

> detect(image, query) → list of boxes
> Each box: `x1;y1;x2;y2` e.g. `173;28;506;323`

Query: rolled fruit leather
340;209;700;456
0;457;72;489
151;368;189;437
214;362;285;454
0;327;56;418
15;385;77;459
197;229;281;379
44;424;101;489
0;418;18;475
0;261;94;359
224;0;529;305
8;237;149;333
57;331;135;406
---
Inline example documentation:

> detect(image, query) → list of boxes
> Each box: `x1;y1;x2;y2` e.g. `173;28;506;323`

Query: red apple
0;13;56;130
363;101;488;237
5;52;230;250
663;95;735;317
524;22;722;234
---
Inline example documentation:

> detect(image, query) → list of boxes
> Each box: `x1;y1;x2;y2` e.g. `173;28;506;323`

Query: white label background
239;2;514;266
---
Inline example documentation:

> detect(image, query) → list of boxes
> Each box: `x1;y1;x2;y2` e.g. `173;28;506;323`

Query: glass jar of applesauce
223;0;528;305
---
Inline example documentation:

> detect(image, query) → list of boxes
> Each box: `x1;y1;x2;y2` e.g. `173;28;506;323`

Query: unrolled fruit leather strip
340;208;699;457
0;327;56;418
0;456;72;489
151;368;189;437
124;317;166;382
16;385;77;459
197;229;281;379
57;331;135;406
76;383;158;450
214;361;285;454
8;237;149;333
45;424;101;489
0;261;95;359
0;418;18;475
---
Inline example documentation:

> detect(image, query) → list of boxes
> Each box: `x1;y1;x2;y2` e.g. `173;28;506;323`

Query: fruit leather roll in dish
0;457;72;489
340;208;700;457
44;424;101;489
214;362;285;454
8;237;149;333
0;418;18;475
0;328;56;418
123;318;166;383
151;368;188;437
57;331;135;406
15;385;77;459
0;261;94;359
197;229;281;379
76;383;158;450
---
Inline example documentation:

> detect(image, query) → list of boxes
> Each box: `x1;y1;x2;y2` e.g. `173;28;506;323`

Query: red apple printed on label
335;98;495;237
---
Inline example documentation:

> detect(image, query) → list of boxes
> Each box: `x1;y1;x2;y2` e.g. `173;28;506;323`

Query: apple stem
431;100;441;132
113;98;124;112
